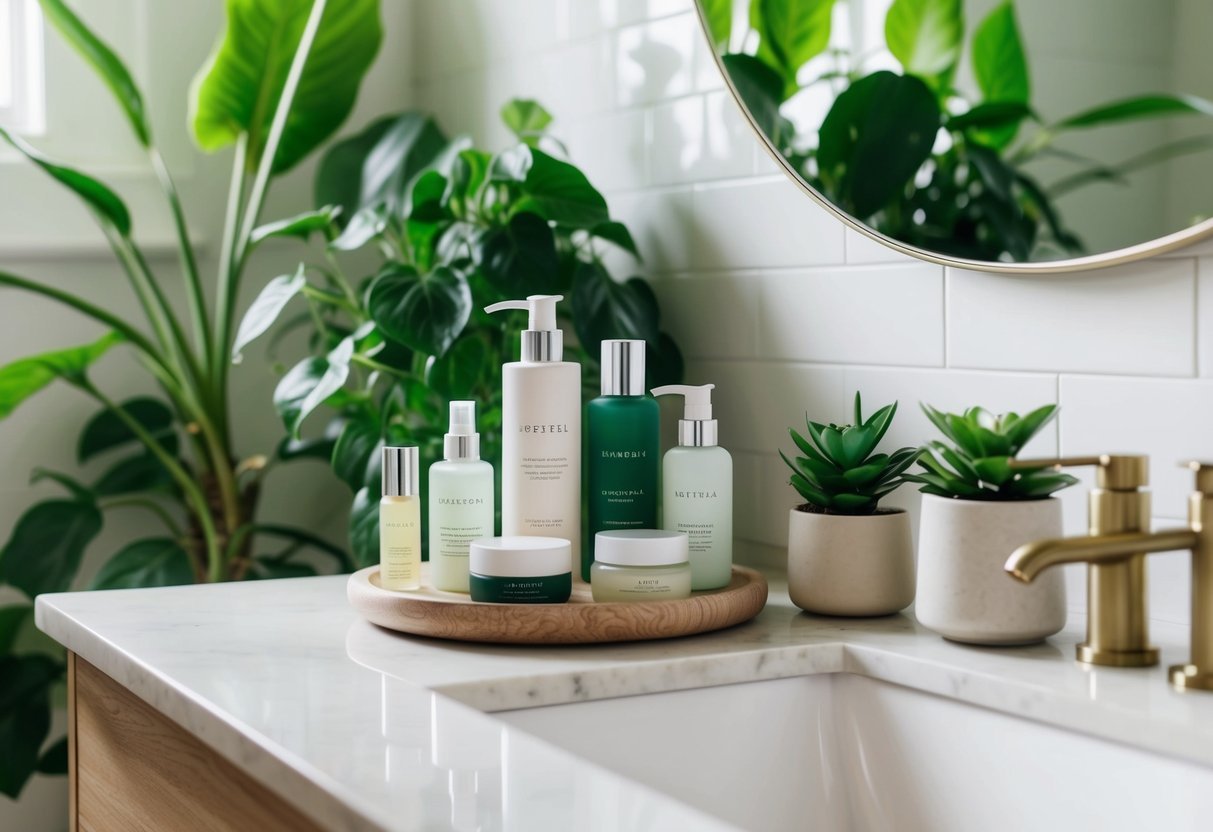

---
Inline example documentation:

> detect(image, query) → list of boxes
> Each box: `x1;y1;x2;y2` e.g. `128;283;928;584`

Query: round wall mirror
695;0;1213;272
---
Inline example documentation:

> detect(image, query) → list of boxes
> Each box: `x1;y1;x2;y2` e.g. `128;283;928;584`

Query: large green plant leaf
0;332;123;422
817;71;940;217
884;0;962;81
92;453;173;497
314;115;398;219
78;397;177;463
972;1;1028;148
190;0;383;174
369;264;472;357
0;655;57;798
332;417;380;491
0;605;31;655
274;336;354;436
474;212;562;295
0;500;103;598
721;54;790;148
0;128;132;235
349;486;379;569
571;261;661;354
1054;94;1213;131
591;221;642;260
750;0;835;98
427;334;489;400
357;114;449;216
38;0;151;145
701;0;733;48
232;266;308;361
490;146;609;227
90;538;194;589
501;99;553;145
250;206;339;246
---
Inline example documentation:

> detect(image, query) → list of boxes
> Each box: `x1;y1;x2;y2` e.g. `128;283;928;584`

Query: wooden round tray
347;563;768;645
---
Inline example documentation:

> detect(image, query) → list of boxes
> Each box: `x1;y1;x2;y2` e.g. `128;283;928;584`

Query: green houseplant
781;393;918;616
910;402;1076;645
0;0;381;798
717;0;1213;261
232;99;684;567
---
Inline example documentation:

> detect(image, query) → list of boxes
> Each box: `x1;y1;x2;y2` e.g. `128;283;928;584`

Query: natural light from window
0;0;44;135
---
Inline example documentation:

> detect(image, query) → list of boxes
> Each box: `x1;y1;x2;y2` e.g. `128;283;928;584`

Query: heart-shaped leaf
0;499;102;598
349;486;379;569
315;114;398;218
78;397;176;463
39;0;151;145
570;261;660;352
190;0;383;174
501;98;553;144
89;538;194;589
0;655;56;798
232;266;308;361
490;145;609;227
474;212;561;295
332;417;381;491
0;332;123;422
750;0;836;98
357;113;448;215
274;336;354;436
884;0;963;82
427;334;488;399
92;453;173;497
0;127;131;234
591;221;642;260
369;264;472;357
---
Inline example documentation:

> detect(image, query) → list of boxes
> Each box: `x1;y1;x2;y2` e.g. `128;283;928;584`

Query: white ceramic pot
915;494;1066;645
787;508;915;616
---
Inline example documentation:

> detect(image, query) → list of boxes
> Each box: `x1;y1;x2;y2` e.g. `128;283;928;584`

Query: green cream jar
591;530;691;602
468;536;572;604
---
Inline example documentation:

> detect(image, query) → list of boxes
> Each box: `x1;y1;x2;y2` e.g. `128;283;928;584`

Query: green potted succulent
908;404;1078;644
780;393;919;616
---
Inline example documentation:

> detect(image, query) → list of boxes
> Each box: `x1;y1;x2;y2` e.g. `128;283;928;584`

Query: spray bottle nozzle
448;401;475;436
443;401;480;460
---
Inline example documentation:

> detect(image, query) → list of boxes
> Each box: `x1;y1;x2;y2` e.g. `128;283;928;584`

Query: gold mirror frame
692;5;1213;274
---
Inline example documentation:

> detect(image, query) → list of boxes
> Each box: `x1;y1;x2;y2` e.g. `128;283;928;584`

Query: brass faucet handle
1184;461;1213;496
1011;454;1148;491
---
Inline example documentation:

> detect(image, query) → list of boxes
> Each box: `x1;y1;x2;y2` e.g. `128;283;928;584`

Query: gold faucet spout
1006;529;1198;583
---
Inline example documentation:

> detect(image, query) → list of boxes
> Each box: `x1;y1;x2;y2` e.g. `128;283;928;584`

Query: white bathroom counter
36;571;1213;832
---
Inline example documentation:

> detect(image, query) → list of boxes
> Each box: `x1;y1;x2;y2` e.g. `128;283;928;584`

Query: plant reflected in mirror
703;0;1213;263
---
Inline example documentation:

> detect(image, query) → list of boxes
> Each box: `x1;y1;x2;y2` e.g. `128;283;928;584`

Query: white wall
0;2;413;826
412;0;1213;629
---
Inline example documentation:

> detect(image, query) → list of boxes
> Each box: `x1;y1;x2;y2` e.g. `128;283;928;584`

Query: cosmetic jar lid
469;537;572;578
593;530;689;567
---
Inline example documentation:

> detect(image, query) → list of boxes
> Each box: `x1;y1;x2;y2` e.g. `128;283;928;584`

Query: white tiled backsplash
412;0;1212;626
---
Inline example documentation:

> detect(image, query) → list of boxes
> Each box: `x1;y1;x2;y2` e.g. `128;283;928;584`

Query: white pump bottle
485;295;582;572
651;384;733;590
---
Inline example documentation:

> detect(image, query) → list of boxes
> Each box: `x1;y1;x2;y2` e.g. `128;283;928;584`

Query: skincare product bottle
429;401;495;593
468;537;573;604
484;295;582;574
651;384;733;590
584;339;660;581
590;530;691;602
380;446;421;591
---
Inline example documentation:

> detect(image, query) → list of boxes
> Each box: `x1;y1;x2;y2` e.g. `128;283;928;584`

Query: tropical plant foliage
781;392;919;515
234;99;684;566
909;403;1078;500
0;0;379;798
716;0;1213;261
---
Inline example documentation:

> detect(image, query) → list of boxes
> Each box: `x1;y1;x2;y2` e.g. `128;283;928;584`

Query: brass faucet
1005;457;1213;692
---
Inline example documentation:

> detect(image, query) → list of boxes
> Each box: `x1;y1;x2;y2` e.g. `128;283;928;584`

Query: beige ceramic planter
915;494;1066;645
787;507;915;616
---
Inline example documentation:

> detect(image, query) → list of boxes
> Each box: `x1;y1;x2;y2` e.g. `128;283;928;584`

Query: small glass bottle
380;446;421;591
429;402;495;593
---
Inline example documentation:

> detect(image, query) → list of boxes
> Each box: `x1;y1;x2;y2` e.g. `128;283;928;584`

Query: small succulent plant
909;404;1078;500
781;392;919;515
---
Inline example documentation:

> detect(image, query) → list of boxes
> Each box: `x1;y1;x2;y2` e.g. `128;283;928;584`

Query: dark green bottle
584;340;660;581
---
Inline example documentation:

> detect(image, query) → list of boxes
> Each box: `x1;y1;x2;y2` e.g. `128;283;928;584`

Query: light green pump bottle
651;384;733;590
429;401;495;592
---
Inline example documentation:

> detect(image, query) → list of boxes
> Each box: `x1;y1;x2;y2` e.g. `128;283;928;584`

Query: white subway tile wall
412;0;1209;625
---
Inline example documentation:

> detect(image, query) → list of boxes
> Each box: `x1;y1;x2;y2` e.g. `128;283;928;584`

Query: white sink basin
498;674;1213;832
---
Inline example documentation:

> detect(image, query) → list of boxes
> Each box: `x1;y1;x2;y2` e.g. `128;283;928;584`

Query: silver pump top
651;383;718;447
600;339;646;396
382;446;419;496
443;401;481;460
483;294;564;362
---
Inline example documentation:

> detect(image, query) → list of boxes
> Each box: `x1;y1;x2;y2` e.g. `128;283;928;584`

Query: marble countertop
36;571;1213;832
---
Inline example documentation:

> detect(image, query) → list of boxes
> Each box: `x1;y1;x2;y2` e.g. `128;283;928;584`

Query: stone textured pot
787;507;915;616
915;494;1066;645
